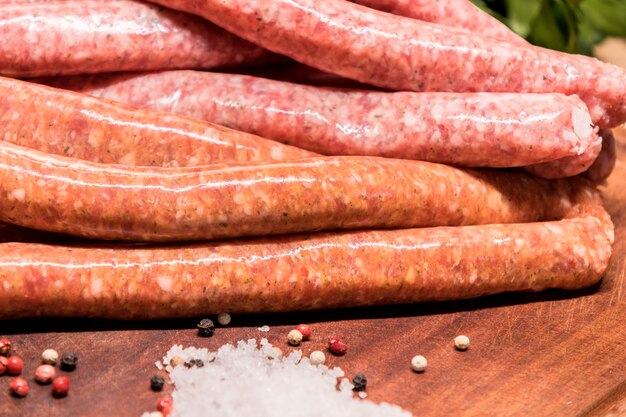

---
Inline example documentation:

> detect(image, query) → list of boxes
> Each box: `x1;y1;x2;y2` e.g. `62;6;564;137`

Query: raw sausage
0;77;314;166
0;207;612;319
583;129;617;183
0;0;279;77
0;139;605;241
524;133;603;179
147;0;626;128
41;70;600;177
350;0;526;45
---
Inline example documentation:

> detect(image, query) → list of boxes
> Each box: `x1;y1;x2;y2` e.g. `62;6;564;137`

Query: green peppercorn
150;375;165;391
197;319;215;337
352;374;367;391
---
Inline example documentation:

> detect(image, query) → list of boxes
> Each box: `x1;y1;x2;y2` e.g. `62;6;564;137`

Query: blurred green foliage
470;0;626;55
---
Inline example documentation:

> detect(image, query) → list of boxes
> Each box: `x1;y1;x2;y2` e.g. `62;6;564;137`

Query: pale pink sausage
350;0;526;45
0;0;279;77
40;70;601;177
0;139;602;242
145;0;626;128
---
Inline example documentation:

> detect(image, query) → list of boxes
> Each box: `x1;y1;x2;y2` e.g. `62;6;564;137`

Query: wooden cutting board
1;129;625;417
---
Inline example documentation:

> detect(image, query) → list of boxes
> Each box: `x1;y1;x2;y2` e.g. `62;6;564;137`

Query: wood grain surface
0;128;625;417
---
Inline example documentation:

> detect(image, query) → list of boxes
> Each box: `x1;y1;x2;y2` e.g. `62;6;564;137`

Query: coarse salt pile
146;338;412;417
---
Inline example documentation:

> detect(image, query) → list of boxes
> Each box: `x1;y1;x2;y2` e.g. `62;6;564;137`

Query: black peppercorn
186;358;206;368
197;319;215;337
60;353;78;371
352;373;367;391
150;375;165;391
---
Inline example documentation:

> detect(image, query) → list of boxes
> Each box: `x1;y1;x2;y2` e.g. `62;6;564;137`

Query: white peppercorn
411;355;427;372
309;350;326;365
454;335;470;350
41;349;59;365
288;329;303;346
217;312;231;326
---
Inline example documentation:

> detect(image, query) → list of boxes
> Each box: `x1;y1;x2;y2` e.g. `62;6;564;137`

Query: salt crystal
258;325;270;332
155;361;163;371
153;339;412;417
358;392;368;399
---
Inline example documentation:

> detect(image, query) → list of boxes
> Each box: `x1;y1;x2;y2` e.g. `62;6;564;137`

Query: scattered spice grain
0;356;7;375
352;374;367;391
41;349;59;365
10;377;29;397
151;375;165;391
217;313;231;326
454;335;470;351
35;364;56;384
329;339;348;356
309;350;326;365
411;355;427;372
296;324;312;341
197;319;215;337
0;338;11;356
52;376;70;397
6;355;23;375
288;329;304;346
61;352;78;371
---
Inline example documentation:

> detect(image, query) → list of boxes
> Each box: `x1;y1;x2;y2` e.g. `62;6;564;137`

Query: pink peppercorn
157;395;173;415
328;336;339;345
10;377;29;397
329;339;348;356
0;356;7;375
35;364;56;384
6;356;23;375
0;338;10;356
296;324;312;341
52;376;70;397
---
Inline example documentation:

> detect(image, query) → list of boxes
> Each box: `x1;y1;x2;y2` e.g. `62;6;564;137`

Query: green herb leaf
505;0;543;37
579;0;626;37
528;1;568;52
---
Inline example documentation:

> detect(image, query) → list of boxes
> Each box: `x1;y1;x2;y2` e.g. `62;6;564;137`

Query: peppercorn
295;324;312;341
35;364;56;384
169;356;184;368
61;352;78;371
329;339;348;356
185;358;204;368
309;350;326;366
10;377;29;397
157;395;173;415
197;318;215;337
6;355;23;375
217;312;231;326
41;349;59;365
287;329;303;346
0;338;11;356
52;376;70;397
454;335;470;351
352;373;367;391
411;355;428;372
0;356;7;375
150;375;165;391
269;347;283;359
